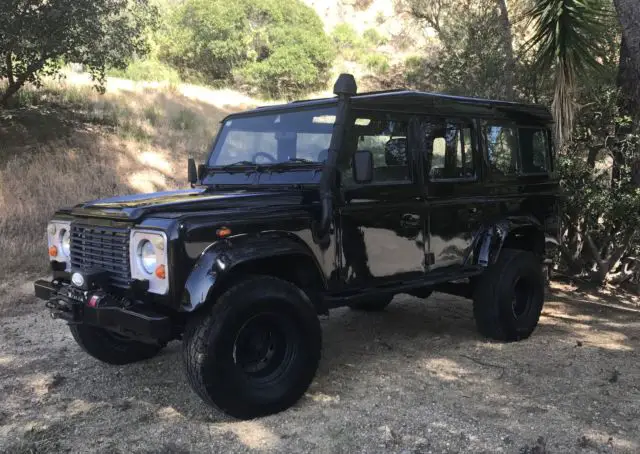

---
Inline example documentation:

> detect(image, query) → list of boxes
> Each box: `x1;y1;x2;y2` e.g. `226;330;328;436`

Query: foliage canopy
0;0;156;106
158;0;333;99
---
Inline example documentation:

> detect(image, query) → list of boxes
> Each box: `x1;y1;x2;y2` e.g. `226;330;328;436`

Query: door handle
400;214;420;228
468;207;478;214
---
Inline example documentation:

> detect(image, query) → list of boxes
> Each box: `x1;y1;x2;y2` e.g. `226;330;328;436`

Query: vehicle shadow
3;285;640;453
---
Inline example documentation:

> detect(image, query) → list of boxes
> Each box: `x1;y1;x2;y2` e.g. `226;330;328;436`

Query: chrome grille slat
70;223;131;288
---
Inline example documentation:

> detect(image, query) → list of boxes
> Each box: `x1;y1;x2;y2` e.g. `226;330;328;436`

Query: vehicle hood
70;188;307;221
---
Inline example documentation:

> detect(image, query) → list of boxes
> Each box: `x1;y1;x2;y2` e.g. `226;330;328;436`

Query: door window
339;113;411;185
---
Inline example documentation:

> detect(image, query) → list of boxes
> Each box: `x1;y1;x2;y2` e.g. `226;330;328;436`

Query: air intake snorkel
317;74;357;238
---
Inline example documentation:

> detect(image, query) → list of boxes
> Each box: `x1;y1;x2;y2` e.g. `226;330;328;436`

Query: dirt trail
1;280;639;453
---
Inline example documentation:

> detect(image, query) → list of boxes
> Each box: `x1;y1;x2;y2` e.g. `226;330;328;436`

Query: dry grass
0;75;257;279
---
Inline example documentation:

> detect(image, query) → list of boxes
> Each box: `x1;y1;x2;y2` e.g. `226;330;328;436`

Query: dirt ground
1;278;640;454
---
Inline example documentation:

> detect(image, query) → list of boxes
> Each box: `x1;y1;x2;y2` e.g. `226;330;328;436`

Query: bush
354;0;374;11
159;0;333;98
363;28;388;47
364;54;390;74
108;59;181;84
404;55;428;87
332;24;360;49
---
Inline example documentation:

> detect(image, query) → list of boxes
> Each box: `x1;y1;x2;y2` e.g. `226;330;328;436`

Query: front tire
70;325;164;365
183;276;321;419
473;249;545;342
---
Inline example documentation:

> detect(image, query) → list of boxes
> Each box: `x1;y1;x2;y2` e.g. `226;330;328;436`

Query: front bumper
34;279;172;342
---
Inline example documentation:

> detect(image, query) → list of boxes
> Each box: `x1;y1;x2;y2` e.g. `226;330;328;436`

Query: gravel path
1;280;639;453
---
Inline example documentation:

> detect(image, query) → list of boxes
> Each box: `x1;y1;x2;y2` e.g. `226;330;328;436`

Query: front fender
181;232;326;312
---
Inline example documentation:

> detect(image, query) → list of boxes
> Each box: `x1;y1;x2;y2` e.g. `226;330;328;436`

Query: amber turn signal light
155;264;166;280
216;227;232;238
48;245;58;257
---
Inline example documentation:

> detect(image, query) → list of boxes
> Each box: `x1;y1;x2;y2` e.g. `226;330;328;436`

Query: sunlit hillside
0;74;277;278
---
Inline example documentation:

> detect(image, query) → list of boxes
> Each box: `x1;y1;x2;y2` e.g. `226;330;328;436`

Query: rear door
420;117;483;274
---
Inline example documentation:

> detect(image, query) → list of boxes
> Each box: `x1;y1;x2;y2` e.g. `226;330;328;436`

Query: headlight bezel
47;220;72;271
130;229;169;295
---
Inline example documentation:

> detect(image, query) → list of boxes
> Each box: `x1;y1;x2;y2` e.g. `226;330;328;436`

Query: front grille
70;224;131;288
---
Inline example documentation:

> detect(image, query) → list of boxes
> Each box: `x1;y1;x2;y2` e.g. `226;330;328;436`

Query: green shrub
158;0;333;98
404;55;427;86
363;28;388;47
364;54;390;74
108;59;182;84
332;23;360;49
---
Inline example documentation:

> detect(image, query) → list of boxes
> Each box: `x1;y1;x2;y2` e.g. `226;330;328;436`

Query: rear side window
485;125;519;176
519;128;549;174
429;123;474;180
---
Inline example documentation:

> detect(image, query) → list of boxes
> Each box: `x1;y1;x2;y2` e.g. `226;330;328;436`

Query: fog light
155;264;166;280
48;246;58;257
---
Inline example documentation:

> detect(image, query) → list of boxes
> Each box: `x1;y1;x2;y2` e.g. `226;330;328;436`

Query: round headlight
137;240;156;275
60;229;71;257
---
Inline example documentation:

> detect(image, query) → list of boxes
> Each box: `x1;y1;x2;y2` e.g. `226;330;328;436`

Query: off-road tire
70;325;164;365
473;249;545;342
183;275;321;419
349;294;394;311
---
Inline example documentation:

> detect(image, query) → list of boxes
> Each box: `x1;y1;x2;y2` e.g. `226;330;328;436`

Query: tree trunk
0;57;47;107
614;0;640;128
496;0;515;101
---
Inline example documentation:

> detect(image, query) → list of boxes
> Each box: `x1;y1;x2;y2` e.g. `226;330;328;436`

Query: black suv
35;74;559;419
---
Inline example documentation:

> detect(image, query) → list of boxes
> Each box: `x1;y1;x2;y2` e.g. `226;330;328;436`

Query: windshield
208;106;337;167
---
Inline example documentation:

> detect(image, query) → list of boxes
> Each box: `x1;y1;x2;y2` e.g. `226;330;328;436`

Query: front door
421;118;482;275
336;111;427;289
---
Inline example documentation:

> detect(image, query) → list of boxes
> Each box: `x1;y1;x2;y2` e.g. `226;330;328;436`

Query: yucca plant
525;0;612;147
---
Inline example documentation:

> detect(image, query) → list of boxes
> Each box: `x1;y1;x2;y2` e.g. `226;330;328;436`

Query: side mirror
188;157;197;186
352;149;373;184
197;163;206;181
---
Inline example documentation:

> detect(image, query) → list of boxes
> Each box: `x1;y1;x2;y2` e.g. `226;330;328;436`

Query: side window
428;122;474;180
339;114;411;184
519;128;549;174
485;125;519;176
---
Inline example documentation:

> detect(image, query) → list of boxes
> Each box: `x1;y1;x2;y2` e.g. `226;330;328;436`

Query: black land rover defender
35;74;560;419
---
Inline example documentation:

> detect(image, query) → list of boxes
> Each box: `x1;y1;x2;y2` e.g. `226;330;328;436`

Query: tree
397;0;517;100
524;0;611;146
0;0;156;107
496;0;516;100
613;0;640;130
158;0;333;98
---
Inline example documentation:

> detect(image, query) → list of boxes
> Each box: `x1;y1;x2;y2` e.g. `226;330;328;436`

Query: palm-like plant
525;0;611;146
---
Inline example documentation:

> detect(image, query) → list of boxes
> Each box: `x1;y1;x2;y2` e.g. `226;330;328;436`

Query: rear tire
70;325;163;365
183;276;321;419
473;249;544;341
349;295;394;311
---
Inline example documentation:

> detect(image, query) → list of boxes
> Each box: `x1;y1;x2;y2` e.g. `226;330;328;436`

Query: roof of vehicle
224;89;554;125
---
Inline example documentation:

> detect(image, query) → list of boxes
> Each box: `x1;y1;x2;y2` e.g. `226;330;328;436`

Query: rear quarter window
519;128;550;174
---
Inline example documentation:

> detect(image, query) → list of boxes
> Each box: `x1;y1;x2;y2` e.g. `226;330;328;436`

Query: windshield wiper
286;158;315;164
265;158;322;172
220;161;263;172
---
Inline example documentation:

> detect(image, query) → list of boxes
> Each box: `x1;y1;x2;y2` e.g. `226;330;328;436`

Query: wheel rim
512;277;534;318
232;312;296;382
